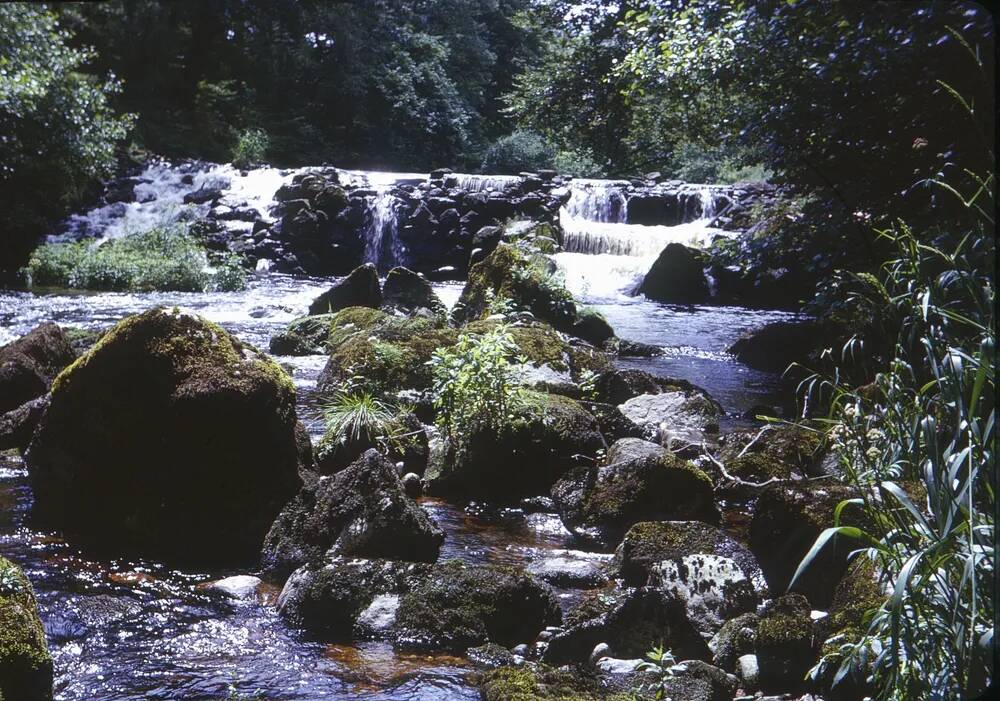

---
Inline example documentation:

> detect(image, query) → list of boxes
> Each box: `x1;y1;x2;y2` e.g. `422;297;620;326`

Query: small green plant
485;290;519;319
24;226;248;292
430;324;524;451
0;560;24;595
636;645;676;700
230;127;269;169
320;390;394;448
222;682;263;701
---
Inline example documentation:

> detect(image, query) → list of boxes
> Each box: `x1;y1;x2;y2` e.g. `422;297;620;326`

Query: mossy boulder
316;309;458;394
381;266;446;316
452;242;578;332
479;665;632;701
260;450;443;579
394;560;560;651
570;308;616;347
0;322;77;414
268;313;338;355
709;612;760;672
277;556;432;640
25;308;303;565
542;587;709;665
748;482;864;607
308;263;382;315
552;438;719;547
424;390;605;503
0;556;53;701
614;521;763;591
755;593;818;692
719;424;824;481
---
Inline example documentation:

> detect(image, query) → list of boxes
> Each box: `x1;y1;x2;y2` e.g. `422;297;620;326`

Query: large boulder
617;389;721;448
381;267;446;316
755;593;818;692
614;521;764;592
748;482;863;607
277;556;432;640
551;438;718;546
542;586;709;665
316;308;457;394
0;556;53;701
649;553;758;637
268;314;338;355
25;309;303;565
728;320;826;372
0;322;76;414
308;263;382;315
638;243;711;304
424;390;606;503
394;560;560;651
260;450;443;579
717;424;825;482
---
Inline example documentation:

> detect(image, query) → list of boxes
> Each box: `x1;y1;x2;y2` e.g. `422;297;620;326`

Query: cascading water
362;189;403;271
450;173;520;192
554;183;726;301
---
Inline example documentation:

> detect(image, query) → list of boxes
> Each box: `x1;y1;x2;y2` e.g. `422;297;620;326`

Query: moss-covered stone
709;612;759;672
261;450;443;580
308;262;382;315
479;665;633;701
394;560;560;651
748;482;864;608
26;308;303;566
0;556;53;701
756;593;817;692
424;390;605;502
719;424;823;478
615;521;762;589
269;313;339;355
552;439;719;546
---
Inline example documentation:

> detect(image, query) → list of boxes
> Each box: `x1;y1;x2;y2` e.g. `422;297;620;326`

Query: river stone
0;396;49;454
394;560;561;651
618;390;721;448
308;263;382;315
755;594;818;692
709;612;759;672
614;521;765;592
648;554;758;637
0;322;77;413
206;575;263;601
268;314;337;355
277;556;431;639
542;586;709;665
525;549;611;589
381;266;446;315
727;320;826;372
0;556;53;701
551;438;719;547
26;308;304;566
260;449;443;579
638;243;711;304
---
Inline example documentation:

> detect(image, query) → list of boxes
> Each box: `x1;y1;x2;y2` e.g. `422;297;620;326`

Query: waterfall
362;188;404;271
450;173;521;192
554;182;726;302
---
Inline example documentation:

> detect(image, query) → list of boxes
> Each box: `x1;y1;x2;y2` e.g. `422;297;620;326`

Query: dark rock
277;556;431;639
466;643;516;669
0;323;77;413
755;594;818;692
0;396;49;453
552;439;719;546
749;482;863;607
268;314;337;356
480;666;609;701
728;320;825;373
381;267;446;315
182;186;222;204
25;309;303;566
542;586;709;665
394;560;560;650
662;660;739;701
709;612;760;673
308;263;382;315
578;400;645;444
424;390;605;503
260;450;443;579
0;556;53;701
570;308;615;347
609;337;663;357
638;243;711;304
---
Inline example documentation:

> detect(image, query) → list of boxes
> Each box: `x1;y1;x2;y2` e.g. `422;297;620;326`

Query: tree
0;3;133;278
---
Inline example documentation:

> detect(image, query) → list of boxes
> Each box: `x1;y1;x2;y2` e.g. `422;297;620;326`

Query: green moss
325;307;392;349
728;452;792;481
823;557;883;646
0;557;52;701
758;594;814;646
269;314;338;355
479;666;633;701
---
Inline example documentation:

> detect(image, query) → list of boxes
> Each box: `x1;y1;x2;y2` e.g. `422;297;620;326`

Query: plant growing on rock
636;645;677;700
430;323;524;453
320;390;394;450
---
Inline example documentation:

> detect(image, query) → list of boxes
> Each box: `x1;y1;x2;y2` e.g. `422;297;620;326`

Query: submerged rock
424;390;605;502
552;438;718;547
26;309;303;565
394;559;561;651
0;322;76;414
0;556;53;701
308;263;382;315
260;450;443;579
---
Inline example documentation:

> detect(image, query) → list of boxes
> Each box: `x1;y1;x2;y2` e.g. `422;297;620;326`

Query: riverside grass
24;226;247;292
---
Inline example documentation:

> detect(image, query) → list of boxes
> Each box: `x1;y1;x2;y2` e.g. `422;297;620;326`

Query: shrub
24;226;248;292
554;147;606;178
320;391;393;449
230;127;269;169
430;323;524;452
480;130;555;174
